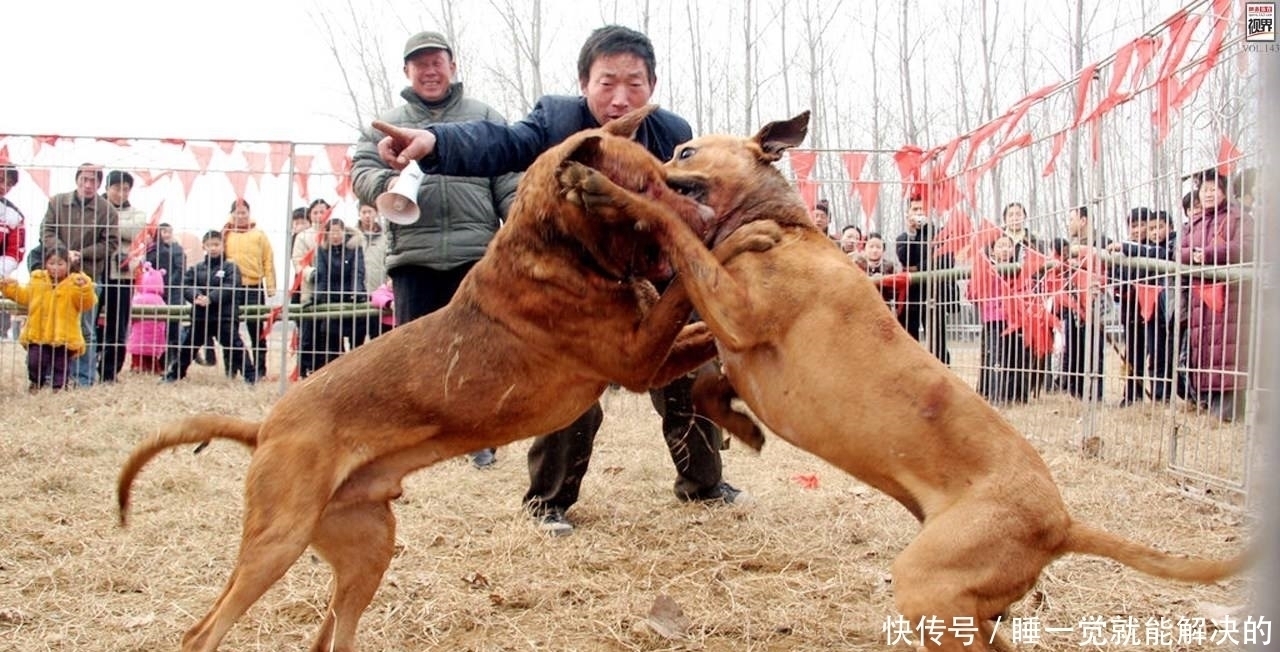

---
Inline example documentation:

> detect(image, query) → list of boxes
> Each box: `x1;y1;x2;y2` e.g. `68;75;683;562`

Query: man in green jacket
352;31;519;468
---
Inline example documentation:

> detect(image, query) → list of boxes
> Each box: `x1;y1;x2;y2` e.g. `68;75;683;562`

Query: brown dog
116;105;724;652
559;112;1250;651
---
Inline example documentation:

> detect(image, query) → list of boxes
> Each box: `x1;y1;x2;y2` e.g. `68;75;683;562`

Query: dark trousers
523;366;724;515
28;344;72;390
1060;311;1105;401
389;263;489;458
388;262;475;327
977;321;1028;404
168;315;256;382
353;314;390;347
310;313;360;374
96;282;132;382
239;286;267;375
1147;296;1174;401
1119;290;1149;402
898;289;951;365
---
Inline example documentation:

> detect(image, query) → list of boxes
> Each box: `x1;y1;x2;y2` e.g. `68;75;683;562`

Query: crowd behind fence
0;0;1268;505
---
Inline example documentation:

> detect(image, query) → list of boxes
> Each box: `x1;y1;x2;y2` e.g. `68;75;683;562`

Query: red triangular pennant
1135;283;1163;323
175;170;200;199
293;154;314;201
226;171;251;201
1019;246;1050;282
841;152;868;182
215;140;236;155
324;144;351;176
893;145;925;190
933;210;972;259
190;145;215;173
1171;0;1230;111
1042;130;1068;178
161;138;187;148
1217;135;1243;176
27;168;51;199
789;150;818;181
796;179;819;212
1072;62;1100;128
854;182;880;229
1193;283;1227;313
268;142;291;176
243;151;268;185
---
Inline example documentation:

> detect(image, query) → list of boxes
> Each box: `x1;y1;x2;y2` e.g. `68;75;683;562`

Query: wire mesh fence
0;0;1267;508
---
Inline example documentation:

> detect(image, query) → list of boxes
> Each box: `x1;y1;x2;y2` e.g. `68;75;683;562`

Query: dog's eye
677;147;696;160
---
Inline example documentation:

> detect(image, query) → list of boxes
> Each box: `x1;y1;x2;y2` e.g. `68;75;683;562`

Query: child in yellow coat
1;246;98;391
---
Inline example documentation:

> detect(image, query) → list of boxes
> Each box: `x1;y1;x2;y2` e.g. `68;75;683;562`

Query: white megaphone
375;165;425;225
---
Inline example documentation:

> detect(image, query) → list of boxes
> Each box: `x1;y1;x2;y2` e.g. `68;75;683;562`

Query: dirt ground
0;366;1259;651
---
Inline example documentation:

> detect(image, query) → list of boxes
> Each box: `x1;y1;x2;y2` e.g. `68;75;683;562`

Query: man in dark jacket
162;230;256;384
373;25;746;535
895;194;955;365
352;29;520;468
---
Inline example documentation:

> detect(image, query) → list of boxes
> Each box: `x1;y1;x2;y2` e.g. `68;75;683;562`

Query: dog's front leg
645;319;718;388
560;161;778;352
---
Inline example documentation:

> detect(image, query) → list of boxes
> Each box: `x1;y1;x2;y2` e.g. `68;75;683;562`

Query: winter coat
221;222;276;293
2;270;97;355
1178;201;1252;394
312;234;367;306
42;191;119;280
183;255;242;321
415;94;693;178
352;83;520;273
127;263;168;358
144;239;188;305
0;197;25;276
370;281;396;327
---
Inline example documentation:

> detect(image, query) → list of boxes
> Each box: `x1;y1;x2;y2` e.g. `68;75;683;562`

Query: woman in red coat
1178;169;1253;421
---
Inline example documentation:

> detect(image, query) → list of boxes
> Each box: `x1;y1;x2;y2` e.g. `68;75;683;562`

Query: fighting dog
558;111;1251;651
116;105;723;652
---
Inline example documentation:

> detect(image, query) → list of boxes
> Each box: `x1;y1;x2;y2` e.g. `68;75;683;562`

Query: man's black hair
577;25;657;85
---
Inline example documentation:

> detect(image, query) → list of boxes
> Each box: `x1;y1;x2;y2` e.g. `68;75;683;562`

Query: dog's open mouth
666;175;717;243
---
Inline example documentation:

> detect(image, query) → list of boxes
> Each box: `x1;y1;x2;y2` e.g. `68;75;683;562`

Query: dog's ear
603;104;659;139
565;135;605;168
754;111;810;162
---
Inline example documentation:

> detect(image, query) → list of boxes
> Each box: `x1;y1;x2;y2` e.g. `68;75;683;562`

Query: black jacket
313;238;367;305
895;224;956;302
420;95;693;177
145;240;188;305
182;256;241;320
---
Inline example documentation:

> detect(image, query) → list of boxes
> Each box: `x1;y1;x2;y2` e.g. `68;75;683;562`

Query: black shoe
533;509;574;536
469;448;496;469
679;481;754;506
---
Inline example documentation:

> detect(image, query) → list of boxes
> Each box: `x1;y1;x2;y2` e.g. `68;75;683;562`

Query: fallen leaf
791;473;820;489
647;594;691;640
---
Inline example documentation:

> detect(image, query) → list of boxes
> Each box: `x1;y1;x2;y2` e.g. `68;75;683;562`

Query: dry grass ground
0;364;1259;651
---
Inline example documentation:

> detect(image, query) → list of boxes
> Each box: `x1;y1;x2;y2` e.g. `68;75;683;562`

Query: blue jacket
419;95;693;177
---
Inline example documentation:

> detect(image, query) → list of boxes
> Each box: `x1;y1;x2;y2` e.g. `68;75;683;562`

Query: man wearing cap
42;162;120;387
352;30;519;468
372;25;748;536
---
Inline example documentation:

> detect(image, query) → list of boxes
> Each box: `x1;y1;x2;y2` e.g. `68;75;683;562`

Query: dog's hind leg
181;450;333;651
308;501;397;652
691;366;765;451
892;507;1047;652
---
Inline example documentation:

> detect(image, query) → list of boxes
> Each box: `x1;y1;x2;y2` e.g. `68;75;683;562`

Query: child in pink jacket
126;262;168;374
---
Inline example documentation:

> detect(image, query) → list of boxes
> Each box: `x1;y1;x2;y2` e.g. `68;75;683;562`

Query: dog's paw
558;161;631;218
717;221;785;263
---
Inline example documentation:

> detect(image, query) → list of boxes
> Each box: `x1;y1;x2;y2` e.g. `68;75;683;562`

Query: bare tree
310;0;398;131
899;0;921;144
484;0;545;116
685;0;707;134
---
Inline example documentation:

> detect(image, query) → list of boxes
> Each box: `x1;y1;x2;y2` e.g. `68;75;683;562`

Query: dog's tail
117;415;260;527
1062;521;1253;583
